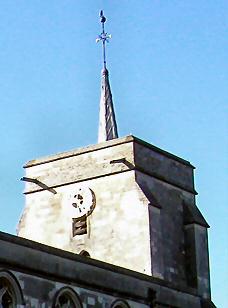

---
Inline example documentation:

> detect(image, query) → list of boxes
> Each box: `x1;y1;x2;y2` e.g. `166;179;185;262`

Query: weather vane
96;10;111;70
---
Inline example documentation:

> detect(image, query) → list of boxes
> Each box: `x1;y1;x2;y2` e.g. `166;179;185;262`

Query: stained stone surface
0;231;215;308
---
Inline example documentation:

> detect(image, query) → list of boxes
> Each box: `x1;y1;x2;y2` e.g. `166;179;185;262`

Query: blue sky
0;1;227;307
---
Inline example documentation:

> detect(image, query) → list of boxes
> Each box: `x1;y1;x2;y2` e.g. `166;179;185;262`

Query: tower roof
98;68;118;142
97;11;118;143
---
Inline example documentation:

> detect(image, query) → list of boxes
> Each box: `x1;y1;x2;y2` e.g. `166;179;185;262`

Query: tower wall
18;137;152;275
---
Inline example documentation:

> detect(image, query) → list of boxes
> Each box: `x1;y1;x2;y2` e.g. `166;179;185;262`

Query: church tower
97;11;118;143
18;11;212;303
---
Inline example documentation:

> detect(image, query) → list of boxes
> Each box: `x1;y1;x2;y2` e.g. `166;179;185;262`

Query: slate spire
96;11;118;143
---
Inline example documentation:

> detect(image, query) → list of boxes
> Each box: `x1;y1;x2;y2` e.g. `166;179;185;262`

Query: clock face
70;187;96;218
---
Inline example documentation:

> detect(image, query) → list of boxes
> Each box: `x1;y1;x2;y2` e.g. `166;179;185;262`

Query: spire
98;68;118;142
96;11;118;143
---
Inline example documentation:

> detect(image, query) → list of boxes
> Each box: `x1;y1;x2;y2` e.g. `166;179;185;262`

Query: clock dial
70;187;95;218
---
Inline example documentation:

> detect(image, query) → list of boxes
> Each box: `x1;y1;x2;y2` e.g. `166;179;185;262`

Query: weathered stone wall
135;171;195;287
18;137;153;275
133;141;195;194
23;138;134;194
11;270;147;308
0;231;211;308
19;171;152;276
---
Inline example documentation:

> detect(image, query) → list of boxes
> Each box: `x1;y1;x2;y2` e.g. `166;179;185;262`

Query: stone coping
24;135;194;169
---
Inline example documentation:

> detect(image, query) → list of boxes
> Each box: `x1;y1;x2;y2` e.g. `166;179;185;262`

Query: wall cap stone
24;135;194;169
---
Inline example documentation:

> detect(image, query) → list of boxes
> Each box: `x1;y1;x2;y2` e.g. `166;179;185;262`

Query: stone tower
17;11;212;304
18;135;211;301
